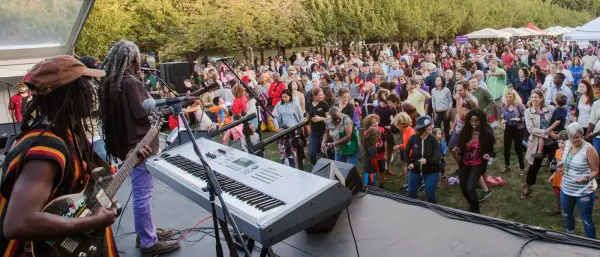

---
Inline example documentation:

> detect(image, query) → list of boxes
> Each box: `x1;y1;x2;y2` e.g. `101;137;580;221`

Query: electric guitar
31;113;162;257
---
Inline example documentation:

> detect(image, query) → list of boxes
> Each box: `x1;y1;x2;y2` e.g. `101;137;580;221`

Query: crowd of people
144;38;600;238
4;37;600;257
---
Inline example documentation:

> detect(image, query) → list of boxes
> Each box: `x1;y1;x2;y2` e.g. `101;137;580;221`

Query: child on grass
533;93;567;158
547;131;568;215
209;96;232;127
363;127;382;186
433;128;448;181
363;114;388;182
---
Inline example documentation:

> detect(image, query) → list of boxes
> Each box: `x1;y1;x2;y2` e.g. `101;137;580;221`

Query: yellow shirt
406;89;426;116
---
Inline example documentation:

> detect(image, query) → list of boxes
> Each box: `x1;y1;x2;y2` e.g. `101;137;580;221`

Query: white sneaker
488;157;495;166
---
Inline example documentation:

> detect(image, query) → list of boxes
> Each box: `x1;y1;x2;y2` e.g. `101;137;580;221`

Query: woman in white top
288;80;306;114
559;123;599;238
185;100;216;131
575;80;594;136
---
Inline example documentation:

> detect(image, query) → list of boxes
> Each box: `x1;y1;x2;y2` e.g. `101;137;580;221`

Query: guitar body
31;167;114;257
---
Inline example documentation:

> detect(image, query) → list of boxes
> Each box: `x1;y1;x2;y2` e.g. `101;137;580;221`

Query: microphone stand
220;60;273;156
169;103;251;257
0;80;18;136
150;72;181;146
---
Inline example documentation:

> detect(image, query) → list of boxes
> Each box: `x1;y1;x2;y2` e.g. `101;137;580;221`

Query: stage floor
113;176;600;257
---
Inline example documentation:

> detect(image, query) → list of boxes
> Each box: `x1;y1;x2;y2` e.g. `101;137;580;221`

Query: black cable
115;190;133;237
515;238;538;257
346;208;360;257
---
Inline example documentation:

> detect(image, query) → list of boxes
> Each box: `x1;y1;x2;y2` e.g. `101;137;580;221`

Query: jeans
503;125;525;169
526;143;558;186
92;139;107;162
308;132;324;165
434;111;451;143
335;151;359;167
458;163;484;213
593;138;600;157
561;190;596;239
131;163;158;248
406;172;439;203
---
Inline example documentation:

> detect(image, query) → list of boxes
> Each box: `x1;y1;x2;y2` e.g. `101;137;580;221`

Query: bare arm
587;146;599;179
3;160;115;240
418;87;431;99
546;120;561;132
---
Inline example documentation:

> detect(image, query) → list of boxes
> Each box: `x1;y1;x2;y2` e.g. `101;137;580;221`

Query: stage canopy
464;28;512;39
563;17;600;41
0;0;95;123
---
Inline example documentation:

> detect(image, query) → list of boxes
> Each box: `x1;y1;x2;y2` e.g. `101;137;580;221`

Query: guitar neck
105;127;159;199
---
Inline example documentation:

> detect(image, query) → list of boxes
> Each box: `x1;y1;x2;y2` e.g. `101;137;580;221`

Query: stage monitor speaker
0;122;20;150
167;130;210;150
312;158;362;194
305;158;362;233
159;62;191;93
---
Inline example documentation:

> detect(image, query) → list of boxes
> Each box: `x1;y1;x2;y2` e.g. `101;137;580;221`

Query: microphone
141;67;159;72
142;96;197;110
209;56;235;63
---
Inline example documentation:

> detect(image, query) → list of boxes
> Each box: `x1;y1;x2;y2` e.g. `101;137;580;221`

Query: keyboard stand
245;238;278;257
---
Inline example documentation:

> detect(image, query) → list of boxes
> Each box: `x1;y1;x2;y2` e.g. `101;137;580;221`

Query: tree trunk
260;48;265;66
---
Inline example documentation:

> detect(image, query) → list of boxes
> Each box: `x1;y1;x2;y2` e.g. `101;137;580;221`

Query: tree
76;0;132;57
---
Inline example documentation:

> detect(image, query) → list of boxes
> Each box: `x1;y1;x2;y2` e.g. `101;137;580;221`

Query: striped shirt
560;141;598;197
0;128;119;257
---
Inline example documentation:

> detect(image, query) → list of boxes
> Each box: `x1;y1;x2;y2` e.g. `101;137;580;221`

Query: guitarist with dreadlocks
0;55;152;256
99;40;180;256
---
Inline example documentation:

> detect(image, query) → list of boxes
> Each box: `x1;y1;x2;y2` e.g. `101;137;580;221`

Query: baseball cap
24;55;105;95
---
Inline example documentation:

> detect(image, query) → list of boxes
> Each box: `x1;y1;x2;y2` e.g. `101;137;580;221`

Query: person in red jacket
231;85;248;116
268;72;286;107
8;82;31;122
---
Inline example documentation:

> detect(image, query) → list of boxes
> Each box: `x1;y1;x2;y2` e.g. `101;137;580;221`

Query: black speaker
305;158;362;233
312;158;363;194
159;62;191;93
0;122;20;150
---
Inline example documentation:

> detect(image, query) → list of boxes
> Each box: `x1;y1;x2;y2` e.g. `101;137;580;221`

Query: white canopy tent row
563;16;600;41
499;28;530;37
463;28;512;39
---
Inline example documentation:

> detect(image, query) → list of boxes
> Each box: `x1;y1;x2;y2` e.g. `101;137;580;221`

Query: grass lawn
250;127;599;237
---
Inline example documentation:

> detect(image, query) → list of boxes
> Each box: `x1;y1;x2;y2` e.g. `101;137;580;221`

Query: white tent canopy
464;28;512;39
563;17;600;41
499;27;528;37
514;28;534;36
519;27;541;36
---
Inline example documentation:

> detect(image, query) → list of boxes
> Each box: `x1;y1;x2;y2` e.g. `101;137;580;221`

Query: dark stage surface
112;177;600;257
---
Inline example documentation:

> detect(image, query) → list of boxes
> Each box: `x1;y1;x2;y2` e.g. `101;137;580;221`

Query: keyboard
146;138;352;247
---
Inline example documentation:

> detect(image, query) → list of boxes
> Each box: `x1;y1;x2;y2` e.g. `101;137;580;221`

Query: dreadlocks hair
99;40;141;162
19;77;97;192
457;108;495;157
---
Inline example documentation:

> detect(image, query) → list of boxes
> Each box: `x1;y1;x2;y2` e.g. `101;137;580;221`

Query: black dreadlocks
99;40;141;162
18;77;97;190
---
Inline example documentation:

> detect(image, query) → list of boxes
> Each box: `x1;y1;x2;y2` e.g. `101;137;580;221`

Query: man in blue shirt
545;73;573;108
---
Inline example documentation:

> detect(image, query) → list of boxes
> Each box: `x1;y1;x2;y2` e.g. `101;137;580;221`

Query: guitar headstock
149;109;165;129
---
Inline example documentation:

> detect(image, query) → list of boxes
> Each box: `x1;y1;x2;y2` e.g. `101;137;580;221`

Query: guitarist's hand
93;207;117;228
137;145;152;164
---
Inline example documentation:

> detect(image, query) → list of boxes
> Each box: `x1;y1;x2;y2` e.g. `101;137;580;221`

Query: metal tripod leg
218;219;239;257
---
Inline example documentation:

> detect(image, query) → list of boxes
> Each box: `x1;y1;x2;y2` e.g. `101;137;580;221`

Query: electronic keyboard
145;138;352;247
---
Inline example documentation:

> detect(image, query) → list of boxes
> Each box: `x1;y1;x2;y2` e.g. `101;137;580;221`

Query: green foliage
75;0;595;59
